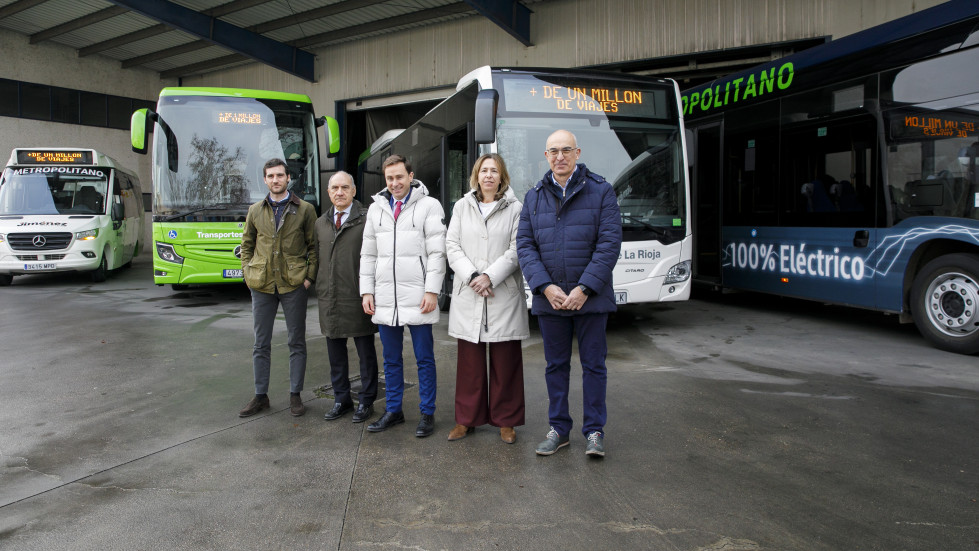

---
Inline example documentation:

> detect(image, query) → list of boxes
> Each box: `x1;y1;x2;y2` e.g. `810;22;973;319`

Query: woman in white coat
446;153;529;444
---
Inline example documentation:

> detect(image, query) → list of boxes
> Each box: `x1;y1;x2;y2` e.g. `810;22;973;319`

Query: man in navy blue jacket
517;129;622;458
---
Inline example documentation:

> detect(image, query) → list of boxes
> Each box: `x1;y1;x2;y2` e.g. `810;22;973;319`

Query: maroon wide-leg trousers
454;339;525;427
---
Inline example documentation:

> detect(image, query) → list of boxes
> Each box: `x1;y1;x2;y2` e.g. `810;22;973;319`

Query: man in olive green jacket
238;158;318;418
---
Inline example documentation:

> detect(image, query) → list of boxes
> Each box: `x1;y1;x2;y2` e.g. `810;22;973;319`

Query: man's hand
543;284;568;310
420;292;438;314
469;274;494;298
362;293;375;315
560;285;588;311
303;279;312;290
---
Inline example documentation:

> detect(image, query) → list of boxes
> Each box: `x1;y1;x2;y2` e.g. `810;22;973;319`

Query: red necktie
394;200;402;220
335;211;343;229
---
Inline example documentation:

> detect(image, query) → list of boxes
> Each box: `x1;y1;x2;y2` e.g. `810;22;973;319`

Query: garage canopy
0;0;537;82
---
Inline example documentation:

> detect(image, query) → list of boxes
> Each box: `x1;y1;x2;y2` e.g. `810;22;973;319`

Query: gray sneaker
585;431;605;457
535;427;570;456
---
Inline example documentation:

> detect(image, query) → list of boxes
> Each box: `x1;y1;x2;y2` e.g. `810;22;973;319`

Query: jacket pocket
244;260;267;289
284;255;307;287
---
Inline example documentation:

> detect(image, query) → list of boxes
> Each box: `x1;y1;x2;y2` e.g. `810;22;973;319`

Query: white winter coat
360;180;446;326
446;189;529;343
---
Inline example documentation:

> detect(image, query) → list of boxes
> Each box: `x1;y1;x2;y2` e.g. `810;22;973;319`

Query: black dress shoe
367;411;405;432
415;413;435;438
352;404;373;423
324;402;354;421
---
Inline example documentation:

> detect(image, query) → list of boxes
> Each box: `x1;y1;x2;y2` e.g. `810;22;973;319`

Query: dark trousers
537;313;608;437
251;286;308;395
455;339;525;428
326;334;379;407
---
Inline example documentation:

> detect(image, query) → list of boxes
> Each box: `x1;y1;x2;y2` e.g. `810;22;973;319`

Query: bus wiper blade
163;202;243;222
621;214;671;239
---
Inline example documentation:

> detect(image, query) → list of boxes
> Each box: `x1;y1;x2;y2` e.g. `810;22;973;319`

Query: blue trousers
377;324;437;415
537;313;608;437
251;286;308;395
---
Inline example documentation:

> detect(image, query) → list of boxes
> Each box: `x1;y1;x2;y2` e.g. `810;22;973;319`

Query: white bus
358;66;692;308
0;148;145;285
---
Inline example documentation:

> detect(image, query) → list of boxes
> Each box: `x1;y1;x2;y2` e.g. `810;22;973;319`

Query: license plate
24;263;57;271
223;269;243;278
614;291;627;304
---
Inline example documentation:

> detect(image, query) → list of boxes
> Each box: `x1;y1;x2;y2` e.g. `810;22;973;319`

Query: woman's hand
469;274;494;297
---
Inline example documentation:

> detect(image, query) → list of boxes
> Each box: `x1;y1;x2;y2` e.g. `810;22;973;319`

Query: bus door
438;122;474;309
777;115;879;308
691;122;722;281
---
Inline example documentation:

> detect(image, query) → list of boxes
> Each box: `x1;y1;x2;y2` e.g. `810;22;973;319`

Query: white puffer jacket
360;180;446;326
446;189;529;343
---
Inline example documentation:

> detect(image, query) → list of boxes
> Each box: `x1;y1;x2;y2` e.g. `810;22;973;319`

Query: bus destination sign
16;150;93;165
215;111;263;124
895;113;978;140
503;78;661;117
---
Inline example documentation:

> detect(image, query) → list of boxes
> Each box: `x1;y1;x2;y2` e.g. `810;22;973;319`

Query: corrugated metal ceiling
0;0;545;81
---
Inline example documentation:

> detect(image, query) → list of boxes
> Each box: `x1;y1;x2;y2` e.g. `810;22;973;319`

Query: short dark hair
263;158;288;177
381;154;411;174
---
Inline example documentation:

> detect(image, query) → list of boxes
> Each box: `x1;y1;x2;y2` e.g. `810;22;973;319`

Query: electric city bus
130;87;339;289
684;0;979;354
359;66;692;308
0;148;144;285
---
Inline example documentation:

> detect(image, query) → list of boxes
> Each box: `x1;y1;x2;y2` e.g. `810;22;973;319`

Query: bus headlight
664;260;691;284
0;233;5;244
156;241;184;264
75;229;99;241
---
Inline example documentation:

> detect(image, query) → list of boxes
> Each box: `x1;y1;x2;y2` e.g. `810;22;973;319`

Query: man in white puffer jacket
360;154;446;437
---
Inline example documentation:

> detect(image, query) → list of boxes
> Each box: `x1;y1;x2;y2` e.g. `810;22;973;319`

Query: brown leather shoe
447;424;474;441
500;427;516;444
289;394;306;417
238;395;270;418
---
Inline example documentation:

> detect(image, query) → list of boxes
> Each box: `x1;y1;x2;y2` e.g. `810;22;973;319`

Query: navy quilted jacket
517;164;622;316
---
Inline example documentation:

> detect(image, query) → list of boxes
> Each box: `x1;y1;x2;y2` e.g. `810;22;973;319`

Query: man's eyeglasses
545;147;577;157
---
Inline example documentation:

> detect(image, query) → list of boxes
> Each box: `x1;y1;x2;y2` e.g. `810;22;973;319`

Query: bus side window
722;101;779;226
780;116;877;228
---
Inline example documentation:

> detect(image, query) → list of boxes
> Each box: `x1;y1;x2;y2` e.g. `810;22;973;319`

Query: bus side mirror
474;89;499;145
111;202;124;227
131;108;150;154
132;108;179;173
317;116;341;158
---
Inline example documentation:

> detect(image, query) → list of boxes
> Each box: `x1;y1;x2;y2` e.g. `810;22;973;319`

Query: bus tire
90;253;108;283
437;292;451;312
910;253;979;355
0;274;12;286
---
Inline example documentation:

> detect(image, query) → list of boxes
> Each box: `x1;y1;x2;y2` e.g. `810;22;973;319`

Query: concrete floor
0;251;976;550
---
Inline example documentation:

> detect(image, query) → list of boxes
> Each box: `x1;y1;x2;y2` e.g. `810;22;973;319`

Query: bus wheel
90;254;108;283
437;292;451;312
910;253;979;355
0;274;12;286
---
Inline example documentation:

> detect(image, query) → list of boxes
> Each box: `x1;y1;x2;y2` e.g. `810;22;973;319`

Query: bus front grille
7;232;73;251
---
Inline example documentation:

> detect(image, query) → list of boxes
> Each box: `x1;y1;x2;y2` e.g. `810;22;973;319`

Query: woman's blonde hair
469;153;510;202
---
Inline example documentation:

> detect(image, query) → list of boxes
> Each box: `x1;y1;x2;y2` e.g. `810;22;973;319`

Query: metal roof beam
122;0;386;68
79;0;267;57
462;0;531;46
159;3;476;79
105;0;315;81
0;0;48;19
30;5;129;44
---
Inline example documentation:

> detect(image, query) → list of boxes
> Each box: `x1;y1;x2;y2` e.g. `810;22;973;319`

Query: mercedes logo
233;245;242;259
32;235;46;248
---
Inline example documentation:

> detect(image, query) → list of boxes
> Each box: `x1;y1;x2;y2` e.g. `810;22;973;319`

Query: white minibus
0;148;144;284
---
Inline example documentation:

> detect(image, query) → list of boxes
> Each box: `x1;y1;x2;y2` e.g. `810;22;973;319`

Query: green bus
131;87;338;289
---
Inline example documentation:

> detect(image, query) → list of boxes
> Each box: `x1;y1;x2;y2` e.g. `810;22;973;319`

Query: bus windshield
0;167;109;215
494;74;685;243
153;95;318;218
